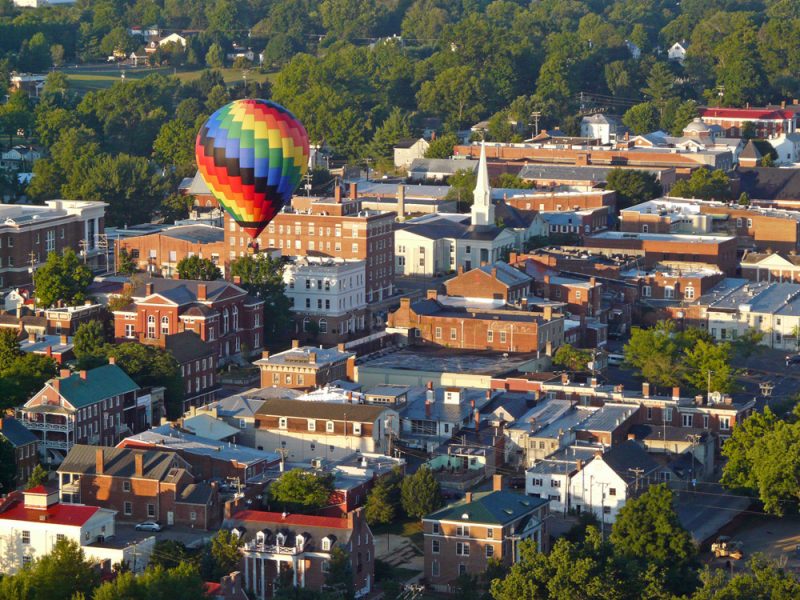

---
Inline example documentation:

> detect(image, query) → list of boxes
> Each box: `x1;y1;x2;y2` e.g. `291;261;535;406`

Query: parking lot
114;523;213;549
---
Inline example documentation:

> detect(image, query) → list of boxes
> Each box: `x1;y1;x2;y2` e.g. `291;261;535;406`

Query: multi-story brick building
58;444;220;529
227;507;374;599
700;107;797;138
505;190;616;214
163;331;218;413
516;164;676;193
17;363;162;464
43;303;106;336
540;206;610;238
741;251;800;283
583;231;738;275
227;185;395;303
444;262;532;304
114;224;226;277
533;274;603;318
0;416;38;488
113;278;264;363
423;482;549;592
255;342;354;391
0;200;107;290
387;292;565;354
253;399;399;462
283;256;368;344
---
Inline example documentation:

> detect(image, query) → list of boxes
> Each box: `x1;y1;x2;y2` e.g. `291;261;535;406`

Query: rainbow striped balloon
195;99;310;239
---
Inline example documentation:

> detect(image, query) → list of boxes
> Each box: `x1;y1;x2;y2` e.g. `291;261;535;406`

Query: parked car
135;521;163;532
786;354;800;366
607;353;625;366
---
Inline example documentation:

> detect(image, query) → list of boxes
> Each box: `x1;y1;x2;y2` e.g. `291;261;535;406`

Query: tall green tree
230;254;292;338
623;102;660;135
325;546;355;600
268;469;334;511
605;169;662;210
368;107;411;162
176;256;221;281
682;339;736;394
424;133;458;159
624;323;684;392
108;343;183;419
400;465;442;519
553;344;593;372
34;249;93;309
642;62;676;112
417;66;487;130
670;168;731;201
73;320;108;369
204;530;243;581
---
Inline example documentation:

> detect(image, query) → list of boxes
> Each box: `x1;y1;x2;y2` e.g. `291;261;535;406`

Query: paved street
114;524;213;549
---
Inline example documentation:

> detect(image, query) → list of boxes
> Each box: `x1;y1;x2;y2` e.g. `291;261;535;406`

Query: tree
553;344;593;372
26;464;48;489
682;339;736;394
0;352;57;410
0;328;20;369
205;530;243;581
109;343;183;419
761;153;775;167
445;169;477;210
738;192;750;206
624;323;683;392
153;119;202;179
692;556;800;599
424;133;458;159
642;62;676;112
400;465;442;519
671;100;700;135
721;407;779;492
148;539;189;570
160;193;194;222
670;168;731;200
205;43;225;68
0;436;17;492
230;254;292;338
368;107;411;162
176;256;221;281
364;467;403;526
610;484;698;597
605;168;662;209
94;563;207;600
117;248;137;276
34;249;93;309
73;320;108;369
417;66;487;130
623;102;659;135
268;469;334;511
325;546;355;600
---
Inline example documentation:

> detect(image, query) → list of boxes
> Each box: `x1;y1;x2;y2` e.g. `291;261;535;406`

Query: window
736;218;742;227
432;540;440;554
326;421;335;433
123;481;131;492
500;331;507;343
279;417;287;429
432;523;440;534
665;407;673;422
147;504;155;518
550;479;561;488
485;546;494;558
124;501;132;515
435;327;442;339
308;420;315;431
431;560;439;577
22;555;31;566
160;316;169;335
322;538;332;552
487;330;493;342
642;286;652;298
21;531;30;545
747;218;753;228
641;224;649;233
125;324;135;338
321;560;330;573
456;542;470;556
603;506;611;514
147;315;156;338
487;528;493;539
646;406;653;420
703;414;710;429
720;416;731;430
45;230;55;252
664;286;675;299
682;413;693;427
353;422;362;435
456;525;469;537
450;328;457;340
609;487;617;496
531;478;543;486
56;534;65;543
190;511;197;521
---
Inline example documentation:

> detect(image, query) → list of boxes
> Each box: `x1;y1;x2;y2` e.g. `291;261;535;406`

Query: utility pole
97;234;109;273
686;433;702;489
274;447;288;472
27;251;37;310
628;467;645;496
706;369;714;404
79;239;89;264
529;111;542;138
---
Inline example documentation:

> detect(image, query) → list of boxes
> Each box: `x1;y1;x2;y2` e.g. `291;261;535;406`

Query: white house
158;33;187;48
526;445;601;513
767;132;800;165
394;138;430;169
568;441;667;524
668;41;688;63
0;486;119;574
580;114;624;144
283;257;367;341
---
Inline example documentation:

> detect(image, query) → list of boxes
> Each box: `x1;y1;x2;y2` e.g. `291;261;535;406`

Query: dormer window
322;537;331;551
296;535;305;550
276;532;286;546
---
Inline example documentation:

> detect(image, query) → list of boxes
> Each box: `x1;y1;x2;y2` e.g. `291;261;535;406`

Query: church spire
471;141;494;226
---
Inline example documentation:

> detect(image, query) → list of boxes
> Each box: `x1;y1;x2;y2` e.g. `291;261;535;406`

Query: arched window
223;308;229;334
302;317;310;332
319;319;327;334
160;315;169;335
232;306;239;330
147;315;155;338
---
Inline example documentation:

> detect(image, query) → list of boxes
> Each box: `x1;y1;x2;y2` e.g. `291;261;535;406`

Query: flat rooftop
589;231;735;243
357;347;541;376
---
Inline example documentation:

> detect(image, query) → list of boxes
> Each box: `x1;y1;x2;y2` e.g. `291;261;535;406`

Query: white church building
394;143;538;276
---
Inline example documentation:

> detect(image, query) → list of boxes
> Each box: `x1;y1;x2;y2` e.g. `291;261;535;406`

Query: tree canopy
268;468;335;512
34;249;93;309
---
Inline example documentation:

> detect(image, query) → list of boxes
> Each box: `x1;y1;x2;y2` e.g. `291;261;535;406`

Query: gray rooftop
255;346;354;368
408;158;477;176
161;224;224;244
401;387;492;424
528;444;602;475
357;347;541;376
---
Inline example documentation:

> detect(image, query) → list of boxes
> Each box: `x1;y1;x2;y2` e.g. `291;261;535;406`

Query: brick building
43;303;107;336
740;251;800;283
444;262;532;304
700;107;797;138
58;444;220;529
505;190;616;214
114;224;226;277
0;200;106;290
516;164;677;193
388;292;565;354
113;277;264;364
533;275;603;318
0;416;38;488
540;206;610;238
163;331;218;412
17;363;162;464
255;342;355;391
583;231;738;275
227;508;374;599
423;483;549;592
227;185;395;303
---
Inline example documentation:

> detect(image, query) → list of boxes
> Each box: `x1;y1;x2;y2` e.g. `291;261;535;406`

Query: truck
711;536;744;560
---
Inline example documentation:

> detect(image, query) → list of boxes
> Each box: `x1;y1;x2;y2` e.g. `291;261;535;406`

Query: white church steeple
471;141;494;226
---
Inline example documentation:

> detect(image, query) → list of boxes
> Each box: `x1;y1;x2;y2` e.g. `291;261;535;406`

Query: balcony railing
42;440;71;450
243;541;300;555
18;419;72;432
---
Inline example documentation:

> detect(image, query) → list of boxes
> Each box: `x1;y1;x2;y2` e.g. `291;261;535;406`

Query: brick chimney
60;334;68;345
145;283;153;296
457;265;464;275
134;453;143;477
642;382;650;398
60;368;70;378
79;370;88;380
561;372;569;385
426;290;438;300
493;474;503;491
627;432;636;441
197;284;207;302
28;331;36;343
465;492;472;503
491;267;497;279
672;387;680;401
308;352;317;364
337;343;346;352
543;306;552;321
292;339;300;349
232;275;241;285
396;184;405;217
349;182;358;200
96;448;104;475
346;355;356;380
474;408;480;431
334;183;342;203
262;350;270;360
108;356;115;365
576;459;583;471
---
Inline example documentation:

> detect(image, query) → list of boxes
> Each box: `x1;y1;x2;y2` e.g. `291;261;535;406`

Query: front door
167;511;174;526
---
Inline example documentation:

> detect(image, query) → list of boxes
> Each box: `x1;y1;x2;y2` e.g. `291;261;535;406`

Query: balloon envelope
195;99;310;239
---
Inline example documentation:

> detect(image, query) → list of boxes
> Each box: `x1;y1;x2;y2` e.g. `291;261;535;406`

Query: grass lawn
62;66;276;94
372;517;424;548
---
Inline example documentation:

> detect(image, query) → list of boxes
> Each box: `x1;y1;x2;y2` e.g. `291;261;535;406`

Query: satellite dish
710;391;722;403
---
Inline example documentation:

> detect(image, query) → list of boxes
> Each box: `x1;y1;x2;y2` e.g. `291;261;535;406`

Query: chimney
28;331;36;343
334;183;342;203
672;387;680;401
108;356;115;365
493;474;503;491
337;343;345;352
145;283;153;296
60;334;67;345
465;492;472;503
79;370;88;380
485;389;491;402
60;368;70;378
576;459;583;471
0;417;4;431
197;284;207;302
262;350;270;360
474;408;480;431
426;289;438;300
349;182;358;200
292;339;300;349
627;433;636;441
308;352;317;364
457;265;464;275
45;345;52;357
346;355;356;380
543;306;552;321
134;453;143;477
491;267;497;279
396;184;405;217
590;377;598;387
642;382;650;398
233;275;241;285
561;373;569;385
695;394;705;406
96;448;104;475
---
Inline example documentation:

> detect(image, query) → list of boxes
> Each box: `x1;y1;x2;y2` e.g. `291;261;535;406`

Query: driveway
114;523;214;549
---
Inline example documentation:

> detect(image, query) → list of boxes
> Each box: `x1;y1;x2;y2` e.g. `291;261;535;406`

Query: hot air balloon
195;99;310;242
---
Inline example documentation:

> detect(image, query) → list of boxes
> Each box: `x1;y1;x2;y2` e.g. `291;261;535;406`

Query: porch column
261;556;265;599
292;556;298;586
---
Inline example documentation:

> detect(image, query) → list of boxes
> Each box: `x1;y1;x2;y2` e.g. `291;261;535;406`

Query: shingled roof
58;444;187;480
53;365;139;409
425;490;548;525
256;399;390;423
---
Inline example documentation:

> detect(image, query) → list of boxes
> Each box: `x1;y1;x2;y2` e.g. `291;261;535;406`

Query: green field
62;66;275;94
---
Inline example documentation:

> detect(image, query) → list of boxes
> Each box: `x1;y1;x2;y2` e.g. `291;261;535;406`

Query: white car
607;353;625;366
135;521;163;532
